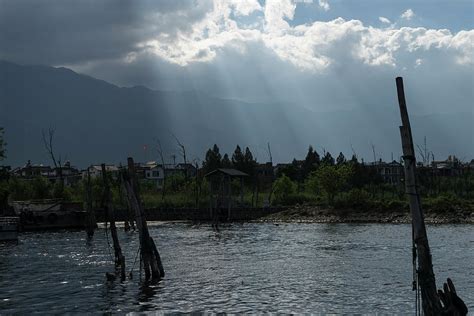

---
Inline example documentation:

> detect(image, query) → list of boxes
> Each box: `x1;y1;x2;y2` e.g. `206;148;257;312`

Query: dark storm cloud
0;0;212;65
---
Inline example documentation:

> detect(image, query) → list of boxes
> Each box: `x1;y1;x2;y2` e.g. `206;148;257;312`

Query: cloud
401;9;415;20
379;17;391;24
0;0;213;65
0;0;472;117
318;0;330;11
135;3;473;72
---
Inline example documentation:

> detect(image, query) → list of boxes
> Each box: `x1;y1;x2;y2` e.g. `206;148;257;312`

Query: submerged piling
102;164;126;281
121;157;164;281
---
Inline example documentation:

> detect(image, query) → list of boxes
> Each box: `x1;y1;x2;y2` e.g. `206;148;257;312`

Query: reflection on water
0;223;472;313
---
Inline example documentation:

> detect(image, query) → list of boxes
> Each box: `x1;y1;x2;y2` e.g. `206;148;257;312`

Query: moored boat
0;216;19;241
12;199;86;231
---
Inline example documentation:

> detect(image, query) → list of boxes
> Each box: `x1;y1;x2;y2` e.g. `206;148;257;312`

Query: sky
0;0;473;162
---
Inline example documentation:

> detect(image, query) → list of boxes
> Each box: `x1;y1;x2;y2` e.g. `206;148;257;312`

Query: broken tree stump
102;164;126;281
84;169;96;239
121;157;164;281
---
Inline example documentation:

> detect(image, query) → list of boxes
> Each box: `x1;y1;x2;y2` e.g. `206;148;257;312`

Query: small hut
205;168;248;221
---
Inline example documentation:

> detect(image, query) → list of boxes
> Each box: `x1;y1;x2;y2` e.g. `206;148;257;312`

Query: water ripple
0;223;472;313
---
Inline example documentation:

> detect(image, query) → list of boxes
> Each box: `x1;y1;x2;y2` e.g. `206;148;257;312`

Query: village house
430;156;464;177
140;161;197;188
372;160;404;185
10;160;82;186
175;163;197;178
13;160;52;178
49;161;82;185
83;164;120;179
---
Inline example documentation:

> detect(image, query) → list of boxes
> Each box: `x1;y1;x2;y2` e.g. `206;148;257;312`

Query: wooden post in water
84;169;96;238
395;77;442;314
101;164;126;281
122;157;164;281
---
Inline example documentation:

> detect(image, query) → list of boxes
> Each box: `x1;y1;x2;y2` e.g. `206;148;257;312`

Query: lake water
1;223;473;314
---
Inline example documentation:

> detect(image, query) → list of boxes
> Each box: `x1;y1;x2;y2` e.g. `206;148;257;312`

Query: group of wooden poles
84;157;164;282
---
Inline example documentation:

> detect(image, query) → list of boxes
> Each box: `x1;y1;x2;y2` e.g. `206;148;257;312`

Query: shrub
307;164;354;205
272;174;297;205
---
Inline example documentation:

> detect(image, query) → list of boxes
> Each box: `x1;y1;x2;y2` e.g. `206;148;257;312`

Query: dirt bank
259;204;474;224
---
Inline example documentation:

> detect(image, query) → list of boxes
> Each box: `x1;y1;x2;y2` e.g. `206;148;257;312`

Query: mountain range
0;60;472;167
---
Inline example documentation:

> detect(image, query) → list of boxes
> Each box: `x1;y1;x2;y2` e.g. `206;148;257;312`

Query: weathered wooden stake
101;164;126;281
122;157;164;281
396;77;442;314
84;169;96;238
118;178;131;231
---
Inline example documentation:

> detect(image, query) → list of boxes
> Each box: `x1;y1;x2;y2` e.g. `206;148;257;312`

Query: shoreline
257;205;474;224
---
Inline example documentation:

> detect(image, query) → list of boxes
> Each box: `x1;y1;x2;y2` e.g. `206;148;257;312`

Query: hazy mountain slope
0;61;472;167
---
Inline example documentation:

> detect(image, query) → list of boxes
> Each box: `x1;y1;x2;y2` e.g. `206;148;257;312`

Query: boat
0;216;20;241
11;199;86;231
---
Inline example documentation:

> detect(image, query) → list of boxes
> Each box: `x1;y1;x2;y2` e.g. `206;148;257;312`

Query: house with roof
83;164;120;179
13;160;53;178
369;160;404;185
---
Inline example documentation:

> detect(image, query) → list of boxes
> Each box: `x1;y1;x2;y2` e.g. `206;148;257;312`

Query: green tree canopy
243;146;257;176
309;164;353;204
272;174;297;205
221;153;232;168
302;145;320;177
202;144;222;174
321;152;335;166
336;152;346;165
232;145;245;170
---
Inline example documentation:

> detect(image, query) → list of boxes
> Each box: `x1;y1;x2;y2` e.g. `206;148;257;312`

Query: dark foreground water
0;223;472;314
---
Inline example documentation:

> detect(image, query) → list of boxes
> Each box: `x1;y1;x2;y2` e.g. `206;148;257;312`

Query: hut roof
205;168;248;178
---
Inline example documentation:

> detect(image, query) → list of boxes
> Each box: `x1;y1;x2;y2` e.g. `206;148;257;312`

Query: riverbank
259;204;474;224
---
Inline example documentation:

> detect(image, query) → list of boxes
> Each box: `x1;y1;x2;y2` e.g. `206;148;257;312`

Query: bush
424;193;470;213
280;192;316;206
333;188;371;209
308;164;353;205
272;174;297;205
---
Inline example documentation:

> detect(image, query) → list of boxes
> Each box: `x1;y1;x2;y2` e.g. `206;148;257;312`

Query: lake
1;223;472;313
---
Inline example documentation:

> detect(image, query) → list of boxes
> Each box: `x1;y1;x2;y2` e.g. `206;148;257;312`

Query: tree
172;133;188;177
231;145;245;170
0;127;6;160
336;152;346;165
350;154;358;164
155;138;167;200
202;144;222;174
321;151;335;166
310;164;353;204
31;176;52;199
272;174;297;205
243;147;257;175
302;145;320;177
221;153;232;168
275;159;299;181
42;127;65;197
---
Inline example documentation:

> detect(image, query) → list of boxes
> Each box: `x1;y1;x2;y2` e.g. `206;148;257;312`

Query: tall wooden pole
102;164;125;281
123;157;164;281
84;169;96;238
395;77;442;314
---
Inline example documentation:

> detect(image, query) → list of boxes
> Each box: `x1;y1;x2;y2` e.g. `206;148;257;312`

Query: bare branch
370;143;377;164
350;144;357;159
42;127;58;168
266;142;273;164
171;133;187;166
155;138;167;200
416;144;426;165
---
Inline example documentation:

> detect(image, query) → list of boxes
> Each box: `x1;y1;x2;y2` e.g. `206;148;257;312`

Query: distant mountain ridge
0;60;472;167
